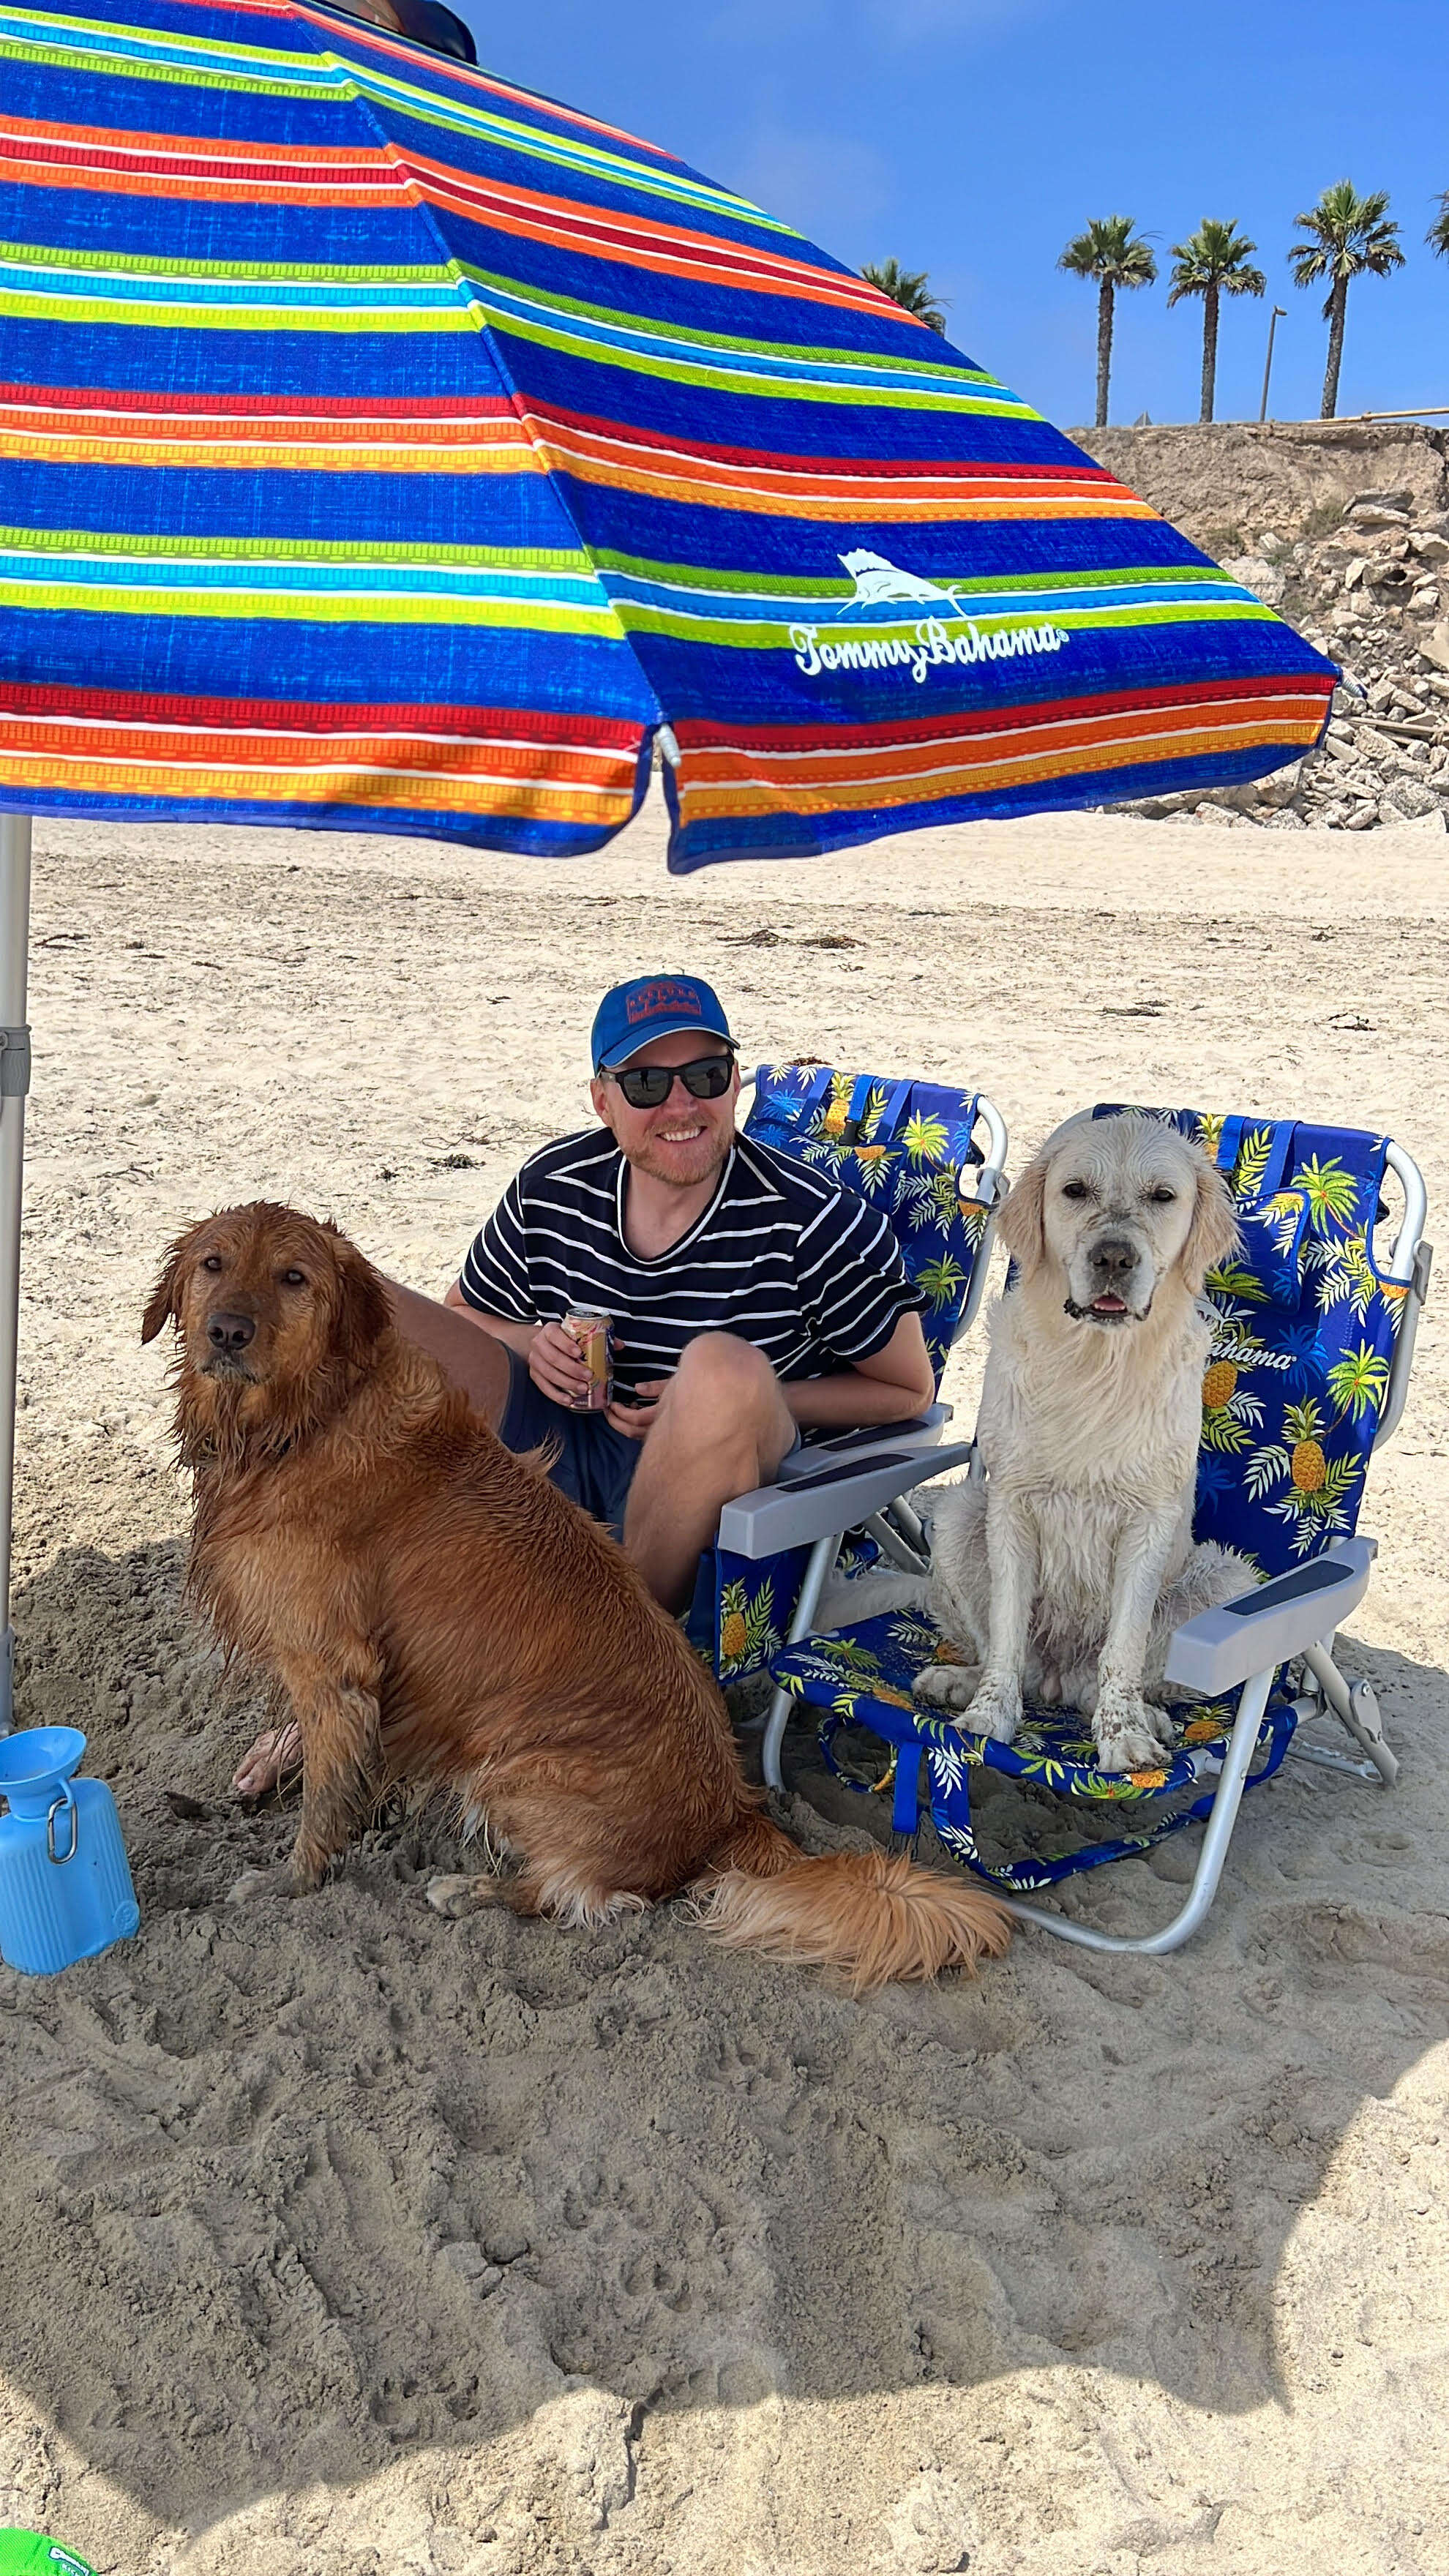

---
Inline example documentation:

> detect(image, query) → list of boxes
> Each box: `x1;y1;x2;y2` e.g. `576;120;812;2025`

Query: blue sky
452;0;1447;432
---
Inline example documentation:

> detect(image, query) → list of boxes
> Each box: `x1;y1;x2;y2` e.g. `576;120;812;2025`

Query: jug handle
47;1783;78;1865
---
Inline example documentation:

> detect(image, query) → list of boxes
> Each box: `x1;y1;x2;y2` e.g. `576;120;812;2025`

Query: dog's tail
693;1811;1011;1993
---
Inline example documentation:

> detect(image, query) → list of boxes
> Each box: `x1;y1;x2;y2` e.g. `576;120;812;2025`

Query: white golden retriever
913;1112;1255;1772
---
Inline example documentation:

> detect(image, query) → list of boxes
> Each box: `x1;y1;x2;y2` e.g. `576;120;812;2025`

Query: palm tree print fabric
768;1103;1401;1887
775;1609;1298;1892
1099;1104;1403;1575
748;1060;993;1377
688;1061;995;1682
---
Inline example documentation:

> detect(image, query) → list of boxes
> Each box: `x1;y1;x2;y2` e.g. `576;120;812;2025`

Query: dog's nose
206;1311;256;1355
1089;1235;1137;1280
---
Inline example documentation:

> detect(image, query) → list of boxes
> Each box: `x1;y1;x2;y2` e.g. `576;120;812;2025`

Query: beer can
561;1308;613;1412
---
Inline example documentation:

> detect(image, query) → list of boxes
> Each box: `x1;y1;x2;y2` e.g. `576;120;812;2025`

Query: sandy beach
0;796;1445;2575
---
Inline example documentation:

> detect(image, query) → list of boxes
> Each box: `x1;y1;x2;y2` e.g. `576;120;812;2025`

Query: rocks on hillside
1111;483;1449;834
1077;420;1448;549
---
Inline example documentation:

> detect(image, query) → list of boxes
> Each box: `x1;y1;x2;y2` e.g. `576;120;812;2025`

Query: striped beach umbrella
0;0;1334;870
0;0;1333;1734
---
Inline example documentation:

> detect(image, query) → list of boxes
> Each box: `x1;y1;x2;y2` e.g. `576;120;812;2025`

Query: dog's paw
1093;1693;1173;1775
964;1677;1022;1745
425;1872;492;1920
228;1861;310;1905
913;1661;981;1710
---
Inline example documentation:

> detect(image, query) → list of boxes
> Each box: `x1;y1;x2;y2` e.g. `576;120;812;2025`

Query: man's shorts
496;1347;804;1540
497;1348;645;1537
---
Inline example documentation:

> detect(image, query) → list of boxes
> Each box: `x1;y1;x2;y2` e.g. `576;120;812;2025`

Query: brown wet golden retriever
142;1202;1011;1990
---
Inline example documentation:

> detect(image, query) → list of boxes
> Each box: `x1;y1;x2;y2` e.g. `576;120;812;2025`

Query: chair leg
761;1532;841;1791
861;1508;929;1576
999;1667;1275;1957
885;1494;930;1558
760;1684;794;1792
1301;1641;1399;1787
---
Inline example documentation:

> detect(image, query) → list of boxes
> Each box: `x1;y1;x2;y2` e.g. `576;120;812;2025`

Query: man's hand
605;1379;667;1440
528;1319;596;1407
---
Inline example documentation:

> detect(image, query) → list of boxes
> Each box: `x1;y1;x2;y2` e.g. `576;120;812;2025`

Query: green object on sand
0;2536;100;2575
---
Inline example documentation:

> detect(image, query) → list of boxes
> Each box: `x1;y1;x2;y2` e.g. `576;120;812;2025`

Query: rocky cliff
1076;420;1448;554
1075;423;1449;833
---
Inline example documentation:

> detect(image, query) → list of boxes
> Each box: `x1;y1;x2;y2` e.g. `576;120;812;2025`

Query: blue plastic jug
0;1727;140;1974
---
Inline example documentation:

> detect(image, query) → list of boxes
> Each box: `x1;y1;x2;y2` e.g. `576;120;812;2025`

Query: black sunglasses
604;1051;736;1109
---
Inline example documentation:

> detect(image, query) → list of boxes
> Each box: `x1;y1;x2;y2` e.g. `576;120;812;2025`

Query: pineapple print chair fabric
768;1103;1430;1955
688;1062;1008;1693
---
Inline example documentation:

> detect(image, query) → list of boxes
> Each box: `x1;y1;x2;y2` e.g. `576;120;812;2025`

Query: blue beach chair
765;1103;1431;1958
686;1061;1009;1754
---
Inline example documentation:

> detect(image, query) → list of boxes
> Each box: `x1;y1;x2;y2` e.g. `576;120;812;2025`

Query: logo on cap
626;978;703;1025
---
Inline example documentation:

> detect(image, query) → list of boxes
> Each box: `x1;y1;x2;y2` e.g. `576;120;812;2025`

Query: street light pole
1259;306;1287;423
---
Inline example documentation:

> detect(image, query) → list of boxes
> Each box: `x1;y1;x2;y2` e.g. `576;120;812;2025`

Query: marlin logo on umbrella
833;549;970;619
788;551;1071;686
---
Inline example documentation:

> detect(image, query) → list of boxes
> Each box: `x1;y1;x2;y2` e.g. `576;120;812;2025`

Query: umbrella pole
0;815;31;1734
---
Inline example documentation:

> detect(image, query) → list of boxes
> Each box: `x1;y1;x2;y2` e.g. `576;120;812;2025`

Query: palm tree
1167;219;1265;422
1289;180;1404;418
861;259;947;334
1057;217;1157;427
1429;191;1449;260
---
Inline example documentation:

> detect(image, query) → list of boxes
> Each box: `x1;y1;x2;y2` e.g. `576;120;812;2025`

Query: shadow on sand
0;1537;1445;2536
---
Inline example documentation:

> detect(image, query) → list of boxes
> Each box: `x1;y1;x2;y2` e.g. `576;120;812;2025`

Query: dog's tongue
1091;1292;1128;1314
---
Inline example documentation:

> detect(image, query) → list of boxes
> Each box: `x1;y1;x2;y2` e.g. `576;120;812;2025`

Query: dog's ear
141;1235;192;1344
1180;1155;1239;1289
997;1150;1049;1274
332;1238;391;1368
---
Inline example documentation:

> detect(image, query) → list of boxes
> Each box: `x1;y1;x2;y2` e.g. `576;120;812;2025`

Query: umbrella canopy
0;0;1335;873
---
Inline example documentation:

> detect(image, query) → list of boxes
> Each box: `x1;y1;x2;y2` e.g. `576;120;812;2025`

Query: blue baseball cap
591;973;735;1071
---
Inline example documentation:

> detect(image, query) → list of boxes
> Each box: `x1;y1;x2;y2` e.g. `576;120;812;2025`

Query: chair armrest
717;1439;975;1560
774;1402;953;1479
1162;1537;1377;1700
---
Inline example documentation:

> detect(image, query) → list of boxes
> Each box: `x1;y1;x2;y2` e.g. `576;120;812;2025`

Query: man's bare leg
232;1278;510;1796
623;1333;795;1614
386;1279;512;1423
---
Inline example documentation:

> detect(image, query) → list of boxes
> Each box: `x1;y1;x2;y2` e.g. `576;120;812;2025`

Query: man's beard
629;1125;732;1188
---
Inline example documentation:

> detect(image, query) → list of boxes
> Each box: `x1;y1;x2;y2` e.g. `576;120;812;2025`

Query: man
234;973;932;1794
